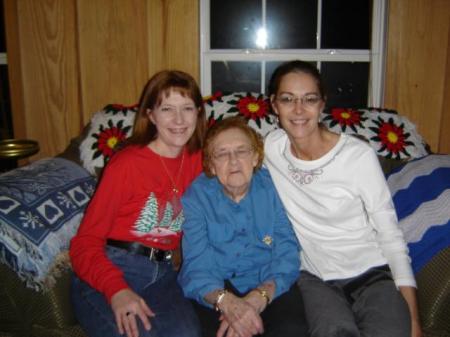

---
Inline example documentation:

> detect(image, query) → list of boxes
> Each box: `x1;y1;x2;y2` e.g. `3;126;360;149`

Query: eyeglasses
212;147;254;163
276;93;322;110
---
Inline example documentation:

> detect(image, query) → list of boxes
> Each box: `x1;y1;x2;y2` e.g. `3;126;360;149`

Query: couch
1;93;449;337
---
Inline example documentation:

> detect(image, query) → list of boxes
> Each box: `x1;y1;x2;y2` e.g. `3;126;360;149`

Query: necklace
158;150;185;195
284;136;347;185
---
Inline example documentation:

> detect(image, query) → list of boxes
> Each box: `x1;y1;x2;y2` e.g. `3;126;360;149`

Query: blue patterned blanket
387;154;450;274
0;158;96;290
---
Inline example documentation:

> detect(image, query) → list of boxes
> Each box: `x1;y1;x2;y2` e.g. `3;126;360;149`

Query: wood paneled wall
4;0;449;159
384;0;450;153
4;0;199;160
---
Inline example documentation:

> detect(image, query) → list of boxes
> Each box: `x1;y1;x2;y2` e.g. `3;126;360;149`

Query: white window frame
200;0;388;107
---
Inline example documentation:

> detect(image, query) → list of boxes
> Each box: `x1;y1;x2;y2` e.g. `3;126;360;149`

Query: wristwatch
255;288;271;305
214;289;228;312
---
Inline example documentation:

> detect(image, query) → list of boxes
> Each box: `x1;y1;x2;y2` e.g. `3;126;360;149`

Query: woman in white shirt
264;60;421;337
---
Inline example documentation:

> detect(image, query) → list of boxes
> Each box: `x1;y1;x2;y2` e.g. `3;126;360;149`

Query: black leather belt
106;239;172;262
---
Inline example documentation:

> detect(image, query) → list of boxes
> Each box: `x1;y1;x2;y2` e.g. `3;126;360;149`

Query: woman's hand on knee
111;288;155;337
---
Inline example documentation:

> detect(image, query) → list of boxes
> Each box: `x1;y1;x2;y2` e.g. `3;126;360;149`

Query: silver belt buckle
164;250;173;261
148;248;172;262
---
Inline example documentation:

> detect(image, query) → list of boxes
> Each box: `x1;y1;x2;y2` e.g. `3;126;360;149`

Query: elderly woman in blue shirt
178;117;308;337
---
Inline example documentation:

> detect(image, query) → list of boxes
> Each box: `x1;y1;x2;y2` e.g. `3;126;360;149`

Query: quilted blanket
387;154;450;274
0;158;96;290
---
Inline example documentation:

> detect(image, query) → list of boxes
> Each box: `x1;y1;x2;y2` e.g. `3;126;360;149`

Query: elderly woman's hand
243;290;268;314
216;292;264;337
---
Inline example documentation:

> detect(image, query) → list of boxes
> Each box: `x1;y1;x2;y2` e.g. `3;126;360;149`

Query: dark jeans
192;283;309;337
71;245;201;337
298;265;411;337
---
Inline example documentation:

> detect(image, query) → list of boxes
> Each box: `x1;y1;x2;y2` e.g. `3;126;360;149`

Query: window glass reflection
266;0;317;49
321;0;372;49
212;61;261;93
321;62;369;108
210;0;261;49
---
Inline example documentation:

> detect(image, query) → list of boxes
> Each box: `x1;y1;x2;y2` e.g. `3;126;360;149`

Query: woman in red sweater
70;70;206;337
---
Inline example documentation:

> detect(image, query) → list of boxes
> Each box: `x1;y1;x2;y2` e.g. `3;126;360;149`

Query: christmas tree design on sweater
133;192;184;237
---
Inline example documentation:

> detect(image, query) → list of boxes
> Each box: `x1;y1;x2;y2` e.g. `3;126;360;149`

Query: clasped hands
216;290;269;337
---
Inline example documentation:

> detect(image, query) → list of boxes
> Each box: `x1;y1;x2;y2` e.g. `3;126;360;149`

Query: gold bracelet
214;289;228;312
255;288;271;305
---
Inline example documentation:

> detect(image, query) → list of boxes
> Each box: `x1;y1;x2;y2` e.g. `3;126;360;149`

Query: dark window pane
266;0;317;49
321;0;372;49
212;61;261;93
321;62;369;107
210;0;261;49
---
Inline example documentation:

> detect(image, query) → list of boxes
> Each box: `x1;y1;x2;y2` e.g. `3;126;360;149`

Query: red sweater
69;145;202;301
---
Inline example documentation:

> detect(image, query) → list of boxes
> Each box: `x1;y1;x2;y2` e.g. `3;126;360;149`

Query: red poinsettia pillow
79;104;137;175
321;107;430;160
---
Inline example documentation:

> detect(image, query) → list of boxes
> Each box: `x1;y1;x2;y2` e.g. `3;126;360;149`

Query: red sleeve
69;153;131;302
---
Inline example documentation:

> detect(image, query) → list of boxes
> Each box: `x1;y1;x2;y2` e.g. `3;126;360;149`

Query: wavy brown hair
127;70;206;153
202;116;264;177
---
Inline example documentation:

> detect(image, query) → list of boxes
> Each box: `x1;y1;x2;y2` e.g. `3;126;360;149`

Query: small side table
0;139;40;172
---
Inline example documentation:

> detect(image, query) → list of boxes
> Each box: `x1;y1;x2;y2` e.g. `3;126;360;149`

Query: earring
318;111;324;124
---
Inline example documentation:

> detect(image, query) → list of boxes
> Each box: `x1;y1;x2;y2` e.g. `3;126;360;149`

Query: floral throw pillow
79;104;137;175
204;92;278;137
321;107;430;160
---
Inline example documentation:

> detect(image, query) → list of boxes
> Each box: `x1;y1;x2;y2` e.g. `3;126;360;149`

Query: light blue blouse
178;168;300;307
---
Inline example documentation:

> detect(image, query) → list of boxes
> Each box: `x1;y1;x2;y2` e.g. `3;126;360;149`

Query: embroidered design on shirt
287;165;324;185
284;136;347;185
262;235;273;246
133;192;184;236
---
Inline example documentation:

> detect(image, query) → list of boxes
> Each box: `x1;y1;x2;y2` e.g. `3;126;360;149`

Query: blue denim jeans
71;245;201;337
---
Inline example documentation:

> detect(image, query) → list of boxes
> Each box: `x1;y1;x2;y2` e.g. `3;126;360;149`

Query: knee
310;323;360;337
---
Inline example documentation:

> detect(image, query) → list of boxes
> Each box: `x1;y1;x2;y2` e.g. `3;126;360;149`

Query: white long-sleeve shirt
264;129;416;287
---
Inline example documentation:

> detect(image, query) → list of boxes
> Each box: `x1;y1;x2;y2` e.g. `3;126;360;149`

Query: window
200;0;387;108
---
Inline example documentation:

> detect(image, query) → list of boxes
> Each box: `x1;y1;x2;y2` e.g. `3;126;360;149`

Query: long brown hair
127;70;206;153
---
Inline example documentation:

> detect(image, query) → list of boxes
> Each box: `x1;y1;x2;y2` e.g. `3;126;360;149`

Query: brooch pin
262;235;273;246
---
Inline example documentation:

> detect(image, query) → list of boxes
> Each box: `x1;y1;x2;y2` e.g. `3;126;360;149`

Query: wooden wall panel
148;0;199;81
384;0;450;153
439;29;450;154
7;0;81;160
76;0;149;123
4;0;199;160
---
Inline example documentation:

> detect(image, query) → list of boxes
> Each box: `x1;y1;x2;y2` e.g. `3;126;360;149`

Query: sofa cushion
0;157;96;290
322;107;430;159
79;104;137;176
